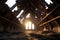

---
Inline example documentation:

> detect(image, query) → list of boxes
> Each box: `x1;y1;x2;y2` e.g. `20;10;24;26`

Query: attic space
0;0;60;40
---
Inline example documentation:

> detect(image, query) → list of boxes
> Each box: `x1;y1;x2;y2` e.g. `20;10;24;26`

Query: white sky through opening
6;0;16;7
6;0;53;7
6;0;17;12
5;0;53;12
12;6;18;12
16;10;24;18
26;13;30;18
45;0;53;5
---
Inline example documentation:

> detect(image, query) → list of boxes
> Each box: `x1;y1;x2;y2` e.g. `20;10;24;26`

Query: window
16;10;24;18
25;21;35;30
6;0;16;7
45;0;53;5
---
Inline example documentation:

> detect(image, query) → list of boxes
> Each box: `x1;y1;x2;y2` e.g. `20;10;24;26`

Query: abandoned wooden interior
0;0;60;40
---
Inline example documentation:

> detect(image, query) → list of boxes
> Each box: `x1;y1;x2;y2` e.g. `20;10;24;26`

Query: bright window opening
32;24;35;29
6;0;16;7
25;21;35;30
26;13;30;18
16;10;24;18
45;5;48;9
20;18;24;24
12;6;18;12
35;16;38;18
45;0;53;5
